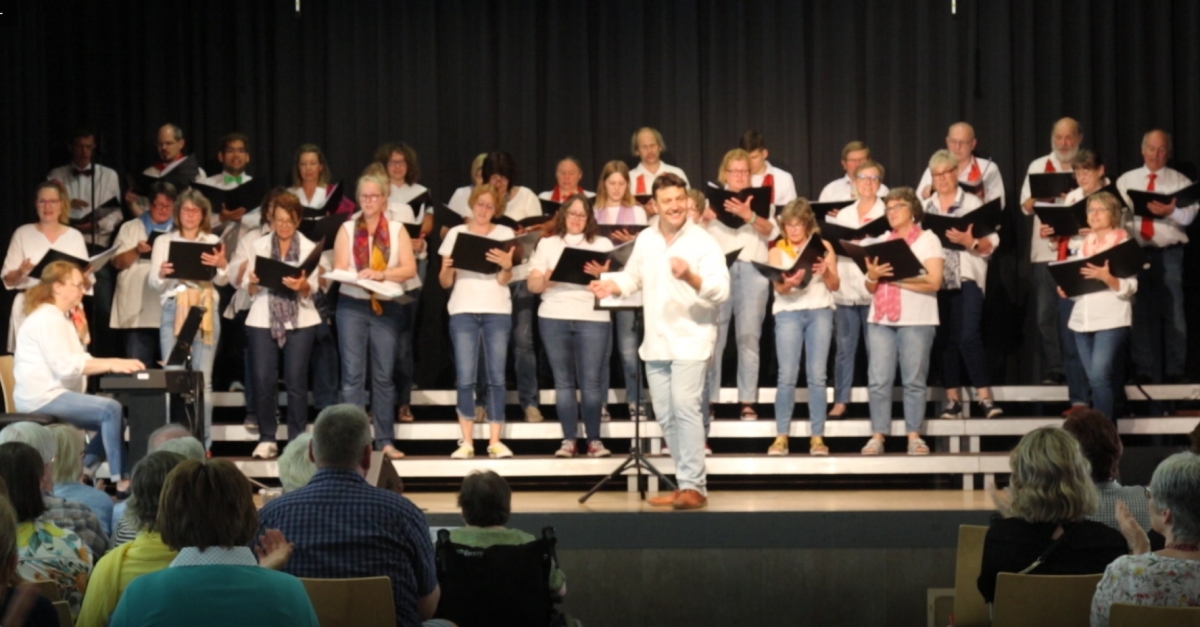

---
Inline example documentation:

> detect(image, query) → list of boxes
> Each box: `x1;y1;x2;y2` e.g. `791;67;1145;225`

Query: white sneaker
487;442;514;458
861;438;885;455
251;442;277;459
451;441;474;459
587;441;612;458
555;440;576;458
660;443;670;456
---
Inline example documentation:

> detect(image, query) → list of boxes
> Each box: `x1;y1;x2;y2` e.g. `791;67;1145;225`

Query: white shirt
501;186;543;222
148;231;231;304
335;220;408;302
865;230;943;326
825;197;886;306
917;155;1005;209
47;163;123;247
288;185;329;209
1066;231;1137;332
704;185;779;264
385;183;428;292
13;303;88;412
924;189;998;292
1115;165;1198;247
752;162;798;206
439;224;516;316
594;204;648;226
628;162;690;195
818;175;890;201
771;241;834;314
448;185;473;217
537;189;596;201
2;225;89;352
244;233;322;330
610;221;730;361
1019;154;1074;263
529;234;613;323
226;224;270;316
110;219;170;329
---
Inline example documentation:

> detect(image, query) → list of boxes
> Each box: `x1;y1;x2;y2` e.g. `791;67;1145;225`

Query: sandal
381;445;405;460
398;405;414;423
907;437;930;456
739;405;759;421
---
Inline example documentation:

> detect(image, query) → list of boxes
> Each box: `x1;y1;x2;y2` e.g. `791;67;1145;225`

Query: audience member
977;427;1127;603
1091;452;1200;625
277;433;316;493
0;485;58;627
110;459;317;627
257;404;444;626
1061;408;1154;534
78;452;186;627
47;424;113;536
109;428;203;536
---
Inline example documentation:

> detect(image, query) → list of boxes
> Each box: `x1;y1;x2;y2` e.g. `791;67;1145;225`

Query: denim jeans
645;359;708;495
450;313;511;425
37;392;125;479
510;282;540;408
708;261;769;403
159;297;219;446
867;324;935;434
394;288;421;408
309;320;339;409
937;281;990;389
1032;262;1065;377
833;304;871;404
774;308;834;436
124;329;159;366
1075;327;1128;420
336;296;404;448
1059;296;1090;405
1132;245;1187;380
248;326;317;443
539;318;611;442
602;310;643;407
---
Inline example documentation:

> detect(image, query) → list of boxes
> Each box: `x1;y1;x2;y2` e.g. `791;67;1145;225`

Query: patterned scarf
872;225;923;323
928;198;962;290
353;214;390;315
1082;229;1127;257
269;233;300;347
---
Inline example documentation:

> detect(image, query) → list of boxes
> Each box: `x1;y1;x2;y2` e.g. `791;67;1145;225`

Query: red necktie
1044;160;1056;173
763;173;775;204
635;174;646;195
1140;173;1158;239
968;159;982;182
153;162;168;172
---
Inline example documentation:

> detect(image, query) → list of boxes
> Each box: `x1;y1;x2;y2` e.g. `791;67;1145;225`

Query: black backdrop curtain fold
2;0;1198;389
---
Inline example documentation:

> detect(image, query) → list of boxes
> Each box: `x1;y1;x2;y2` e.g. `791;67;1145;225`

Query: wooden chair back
991;573;1102;627
1109;602;1200;627
300;576;395;627
952;525;991;627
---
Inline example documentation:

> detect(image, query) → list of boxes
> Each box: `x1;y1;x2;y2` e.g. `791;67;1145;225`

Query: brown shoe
673;489;707;510
647;490;680;506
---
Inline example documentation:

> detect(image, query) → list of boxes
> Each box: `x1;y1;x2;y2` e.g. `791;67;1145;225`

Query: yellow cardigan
75;531;177;627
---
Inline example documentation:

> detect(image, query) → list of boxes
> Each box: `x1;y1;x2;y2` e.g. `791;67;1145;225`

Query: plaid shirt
1089;480;1153;533
258;469;436;627
41;495;109;557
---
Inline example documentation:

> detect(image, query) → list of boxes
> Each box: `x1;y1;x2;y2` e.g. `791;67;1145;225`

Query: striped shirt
1088;480;1153;534
257;469;436;627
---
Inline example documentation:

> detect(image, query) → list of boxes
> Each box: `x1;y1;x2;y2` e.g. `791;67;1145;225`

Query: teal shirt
110;564;318;627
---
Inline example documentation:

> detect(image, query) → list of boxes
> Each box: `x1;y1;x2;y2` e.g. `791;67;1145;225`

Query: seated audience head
156;436;206;461
1191;422;1200;455
34;181;71;226
157;124;186;162
310;404;373;473
47;424;85;486
1008;426;1097;523
278;433;317;493
292;143;331;188
157;459;258;551
1148;452;1200;544
375;142;421;186
127;451;187;533
0;422;55;488
482;152;519;196
1061;408;1121;484
458;470;512;527
148;423;194;453
0;442;47;523
631;127;666;165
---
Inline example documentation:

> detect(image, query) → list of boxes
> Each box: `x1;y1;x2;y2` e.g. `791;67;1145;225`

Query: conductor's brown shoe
647;490;679;506
672;489;707;510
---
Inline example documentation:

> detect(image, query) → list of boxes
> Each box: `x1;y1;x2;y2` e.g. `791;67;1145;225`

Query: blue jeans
774;308;834;436
602;310;643;407
709;260;769;403
1032;262;1065;377
1059;296;1090;405
37;392;125;479
867;324;935;434
475;283;539;409
834;304;871;404
336;297;404;448
1075;327;1128;420
248;326;317;443
124;329;159;366
937;281;990;388
539;318;611;442
451;313;511;425
159;297;219;446
1132;245;1187;380
394;288;420;408
309;320;339;409
645;360;708;494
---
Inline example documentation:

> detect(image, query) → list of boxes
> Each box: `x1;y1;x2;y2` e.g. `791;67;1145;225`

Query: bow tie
74;169;93;177
224;174;243;185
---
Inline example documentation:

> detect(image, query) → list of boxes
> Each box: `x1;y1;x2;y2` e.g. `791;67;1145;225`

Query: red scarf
967;158;982;182
550;186;585;202
635;174;646;195
872;226;923;323
763;173;775;204
353;215;391;314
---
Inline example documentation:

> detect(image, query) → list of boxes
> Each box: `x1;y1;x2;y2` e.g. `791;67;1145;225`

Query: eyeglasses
359;194;384;203
885;203;910;212
61;281;85;290
856;174;881;182
565;212;589;220
947;139;974;148
932;169;956;179
725;168;750;175
37;199;63;206
273;217;297;226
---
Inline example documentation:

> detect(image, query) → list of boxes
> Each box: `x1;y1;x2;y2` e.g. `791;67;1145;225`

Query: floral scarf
353;214;390;315
268;233;300;346
872;226;923;323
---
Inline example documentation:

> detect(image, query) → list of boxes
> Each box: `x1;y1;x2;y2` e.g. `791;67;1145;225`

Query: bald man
1018;118;1085;386
124;123;208;215
917;122;1005;209
1116;130;1197;384
538;157;596;202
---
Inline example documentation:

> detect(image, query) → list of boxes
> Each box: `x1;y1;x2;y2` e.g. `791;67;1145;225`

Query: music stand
580;291;676;503
165;306;207;442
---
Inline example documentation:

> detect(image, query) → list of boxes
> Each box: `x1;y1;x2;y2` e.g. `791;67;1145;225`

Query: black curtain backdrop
2;0;1199;390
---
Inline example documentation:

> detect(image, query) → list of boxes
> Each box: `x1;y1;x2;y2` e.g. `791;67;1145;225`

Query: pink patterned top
1090;553;1200;626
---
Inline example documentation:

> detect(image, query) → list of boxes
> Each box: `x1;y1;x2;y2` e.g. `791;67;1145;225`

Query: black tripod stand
580;307;676;503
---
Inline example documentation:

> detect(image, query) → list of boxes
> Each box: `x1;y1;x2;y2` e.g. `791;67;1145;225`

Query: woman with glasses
243;193;321;459
826;160;887;419
703;149;777;421
528;194;613;457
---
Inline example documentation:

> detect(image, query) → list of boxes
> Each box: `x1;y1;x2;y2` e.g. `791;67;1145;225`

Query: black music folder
492;214;553;230
820;216;891;255
448;232;517;274
547;241;637;285
958;180;984;195
1127;183;1200;219
633;194;652;206
405;190;432;214
838;239;926;281
808;199;855;220
922;198;1003;251
434;204;466;230
298;212;348;247
1028;172;1078;199
192;178;269;212
167;240;221;281
254;242;324;293
139;230;169;260
724;248;742;268
306;181;345;213
1034;199;1089;237
703;186;772;229
538;198;561;216
1048;238;1147;297
29;249;90;279
401;222;423;240
751;235;826;285
597;224;647;239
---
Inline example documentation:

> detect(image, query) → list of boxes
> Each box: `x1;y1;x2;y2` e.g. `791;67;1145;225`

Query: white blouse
244;233;322;330
148;231;231;304
529;234;613;323
439;224;516;316
13;303;88;412
335;219;408;302
1066;231;1137;333
110;219;170;329
865;230;943;327
2;224;89;351
923;189;999;292
771;240;834;314
826;197;886;306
